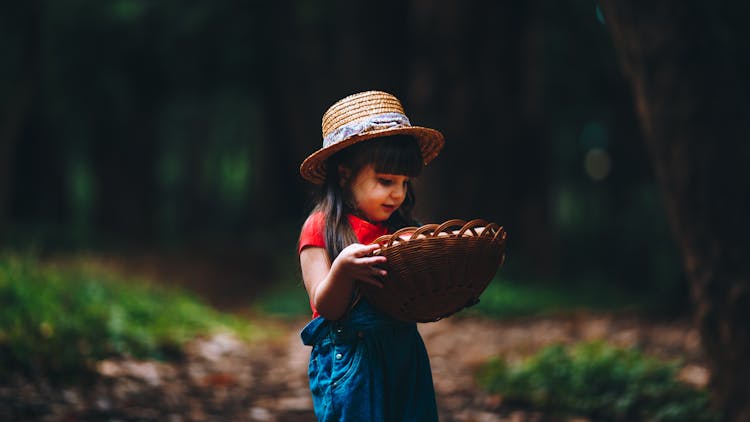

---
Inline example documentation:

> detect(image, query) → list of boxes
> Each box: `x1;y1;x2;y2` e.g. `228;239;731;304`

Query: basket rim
371;218;506;249
358;217;508;323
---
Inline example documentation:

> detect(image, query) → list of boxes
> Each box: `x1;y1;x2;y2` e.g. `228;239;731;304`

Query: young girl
298;91;445;421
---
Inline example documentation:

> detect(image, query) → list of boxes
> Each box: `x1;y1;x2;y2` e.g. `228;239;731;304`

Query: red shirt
298;212;388;318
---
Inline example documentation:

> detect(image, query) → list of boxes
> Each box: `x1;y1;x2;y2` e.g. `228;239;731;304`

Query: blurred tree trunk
256;1;308;224
92;108;157;243
408;0;553;272
600;1;750;420
0;1;39;233
0;82;32;233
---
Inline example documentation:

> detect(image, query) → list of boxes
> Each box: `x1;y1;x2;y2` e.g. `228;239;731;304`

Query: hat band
323;112;411;148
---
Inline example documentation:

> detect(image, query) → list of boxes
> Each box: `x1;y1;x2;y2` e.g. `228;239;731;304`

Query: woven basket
358;219;507;323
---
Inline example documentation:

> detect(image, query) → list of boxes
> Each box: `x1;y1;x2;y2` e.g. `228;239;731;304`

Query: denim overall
301;300;438;421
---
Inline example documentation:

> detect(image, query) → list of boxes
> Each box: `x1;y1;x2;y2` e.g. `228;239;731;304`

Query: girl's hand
332;243;387;288
300;243;387;320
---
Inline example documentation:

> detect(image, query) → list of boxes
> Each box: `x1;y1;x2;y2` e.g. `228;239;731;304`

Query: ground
1;311;707;422
1;251;710;421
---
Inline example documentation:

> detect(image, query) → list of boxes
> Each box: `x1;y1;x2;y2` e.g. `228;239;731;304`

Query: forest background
2;1;749;420
1;0;693;305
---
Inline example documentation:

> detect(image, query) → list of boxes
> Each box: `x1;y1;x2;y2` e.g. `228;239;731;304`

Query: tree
599;1;750;420
0;2;39;233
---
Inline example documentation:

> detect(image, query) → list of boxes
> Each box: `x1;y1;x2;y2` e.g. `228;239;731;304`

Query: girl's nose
392;184;406;201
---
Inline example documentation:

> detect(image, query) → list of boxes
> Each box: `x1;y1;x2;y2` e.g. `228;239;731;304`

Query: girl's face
344;163;410;223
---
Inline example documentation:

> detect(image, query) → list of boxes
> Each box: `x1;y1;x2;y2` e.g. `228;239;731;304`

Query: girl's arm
300;243;387;320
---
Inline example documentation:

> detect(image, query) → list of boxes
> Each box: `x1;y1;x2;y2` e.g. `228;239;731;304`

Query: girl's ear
338;165;351;187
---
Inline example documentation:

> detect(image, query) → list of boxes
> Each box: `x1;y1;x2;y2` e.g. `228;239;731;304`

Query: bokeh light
584;148;611;181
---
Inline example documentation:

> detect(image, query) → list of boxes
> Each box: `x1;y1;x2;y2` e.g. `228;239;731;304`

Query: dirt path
1;312;706;422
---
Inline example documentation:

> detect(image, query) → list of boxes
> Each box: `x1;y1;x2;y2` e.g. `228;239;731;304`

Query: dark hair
312;135;423;260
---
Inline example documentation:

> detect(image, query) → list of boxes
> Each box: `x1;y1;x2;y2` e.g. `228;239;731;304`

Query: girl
298;91;445;421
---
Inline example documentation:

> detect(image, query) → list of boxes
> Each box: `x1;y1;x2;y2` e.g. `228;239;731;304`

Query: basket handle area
494;226;508;243
410;223;439;239
434;219;469;235
458;220;507;244
457;219;490;237
371;218;507;251
371;226;416;249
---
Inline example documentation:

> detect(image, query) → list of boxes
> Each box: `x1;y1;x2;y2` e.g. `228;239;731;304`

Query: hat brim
300;126;444;184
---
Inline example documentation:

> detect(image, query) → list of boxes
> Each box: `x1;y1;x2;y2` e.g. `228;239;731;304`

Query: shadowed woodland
1;1;749;421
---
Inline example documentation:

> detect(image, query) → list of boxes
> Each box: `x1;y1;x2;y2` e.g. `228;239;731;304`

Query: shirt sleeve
298;212;326;254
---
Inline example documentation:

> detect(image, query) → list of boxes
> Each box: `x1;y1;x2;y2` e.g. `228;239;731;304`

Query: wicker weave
321;91;406;136
358;219;507;323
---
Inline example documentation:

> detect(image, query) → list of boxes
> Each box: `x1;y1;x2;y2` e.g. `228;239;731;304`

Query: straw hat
300;91;445;184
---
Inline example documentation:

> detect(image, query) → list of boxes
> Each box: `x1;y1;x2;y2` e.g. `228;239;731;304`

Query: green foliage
248;251;311;319
477;342;720;421
246;272;647;322
0;255;258;379
251;281;311;319
467;277;642;319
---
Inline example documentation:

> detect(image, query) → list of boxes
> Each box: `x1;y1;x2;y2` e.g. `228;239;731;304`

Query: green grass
465;277;644;319
248;274;649;321
250;279;311;319
0;254;260;379
477;341;720;421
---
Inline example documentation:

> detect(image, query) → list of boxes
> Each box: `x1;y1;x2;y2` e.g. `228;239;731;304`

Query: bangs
349;135;424;177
